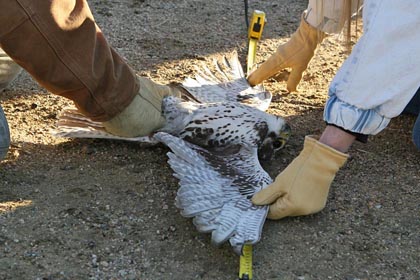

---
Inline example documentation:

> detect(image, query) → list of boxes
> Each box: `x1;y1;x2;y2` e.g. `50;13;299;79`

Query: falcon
51;51;291;254
54;52;291;160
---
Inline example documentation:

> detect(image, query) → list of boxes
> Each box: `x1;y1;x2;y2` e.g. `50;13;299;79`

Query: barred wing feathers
182;52;272;111
153;132;271;255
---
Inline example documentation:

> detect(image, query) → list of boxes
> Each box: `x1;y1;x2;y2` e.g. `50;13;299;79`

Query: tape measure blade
239;244;253;279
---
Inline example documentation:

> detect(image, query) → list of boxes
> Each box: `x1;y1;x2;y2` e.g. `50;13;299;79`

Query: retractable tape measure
247;10;266;74
238;8;266;280
239;244;253;280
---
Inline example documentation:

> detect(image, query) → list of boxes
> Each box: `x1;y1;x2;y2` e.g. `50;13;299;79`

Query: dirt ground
1;1;420;279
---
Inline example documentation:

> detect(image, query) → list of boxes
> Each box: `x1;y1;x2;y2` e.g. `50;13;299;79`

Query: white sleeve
324;0;420;135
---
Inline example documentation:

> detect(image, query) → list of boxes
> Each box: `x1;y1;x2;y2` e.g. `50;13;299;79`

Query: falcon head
258;120;291;161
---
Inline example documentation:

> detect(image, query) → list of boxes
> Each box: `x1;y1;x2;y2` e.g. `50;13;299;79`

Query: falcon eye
272;140;284;149
267;132;276;138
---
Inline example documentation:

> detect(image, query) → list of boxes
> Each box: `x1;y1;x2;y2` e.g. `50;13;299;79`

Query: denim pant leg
403;86;420;150
0;104;10;160
413;114;420;150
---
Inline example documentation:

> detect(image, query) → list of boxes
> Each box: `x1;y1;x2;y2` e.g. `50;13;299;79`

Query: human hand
247;13;325;92
103;77;184;137
252;135;348;219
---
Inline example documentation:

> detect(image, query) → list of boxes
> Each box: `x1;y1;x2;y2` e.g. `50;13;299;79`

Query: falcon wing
182;51;272;111
50;107;156;143
153;132;272;255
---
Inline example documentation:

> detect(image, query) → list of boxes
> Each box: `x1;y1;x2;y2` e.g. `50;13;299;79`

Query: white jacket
323;0;420;135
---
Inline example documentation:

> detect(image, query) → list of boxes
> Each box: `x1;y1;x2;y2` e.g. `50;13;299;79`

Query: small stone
91;254;98;266
119;270;128;277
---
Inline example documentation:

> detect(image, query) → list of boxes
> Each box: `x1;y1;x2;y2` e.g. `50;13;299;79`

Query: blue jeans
0;104;10;160
403;86;420;150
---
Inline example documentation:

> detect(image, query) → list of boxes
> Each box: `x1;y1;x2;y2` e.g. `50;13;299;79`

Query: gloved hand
103;76;184;137
247;13;326;92
252;135;348;219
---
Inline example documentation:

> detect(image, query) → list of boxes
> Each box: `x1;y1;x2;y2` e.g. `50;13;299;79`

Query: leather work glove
103;77;184;137
247;13;326;92
252;136;348;219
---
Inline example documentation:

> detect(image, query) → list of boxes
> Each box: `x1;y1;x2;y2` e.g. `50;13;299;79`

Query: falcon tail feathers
51;106;156;143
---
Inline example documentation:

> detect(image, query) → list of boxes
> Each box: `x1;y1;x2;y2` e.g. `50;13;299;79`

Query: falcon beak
258;123;291;161
276;123;291;150
276;123;292;150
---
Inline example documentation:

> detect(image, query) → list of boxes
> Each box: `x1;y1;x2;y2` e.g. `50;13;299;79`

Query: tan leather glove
247;13;326;92
252;135;348;219
103;77;183;137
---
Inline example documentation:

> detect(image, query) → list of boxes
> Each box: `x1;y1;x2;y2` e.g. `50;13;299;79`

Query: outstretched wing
182;52;272;111
51;107;156;143
153;132;272;255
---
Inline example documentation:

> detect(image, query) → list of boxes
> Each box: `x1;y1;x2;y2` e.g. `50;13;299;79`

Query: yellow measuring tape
247;10;266;75
239;244;253;280
239;9;266;280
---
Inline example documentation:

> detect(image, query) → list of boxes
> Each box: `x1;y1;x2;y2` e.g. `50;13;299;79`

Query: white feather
181;52;272;111
153;132;271;255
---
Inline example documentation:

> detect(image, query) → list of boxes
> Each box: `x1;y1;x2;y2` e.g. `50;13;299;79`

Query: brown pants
0;0;139;121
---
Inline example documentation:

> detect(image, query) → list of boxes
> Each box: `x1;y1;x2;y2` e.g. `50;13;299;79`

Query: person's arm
319;125;355;153
247;12;326;92
248;0;359;91
252;0;420;219
0;0;182;137
252;126;351;219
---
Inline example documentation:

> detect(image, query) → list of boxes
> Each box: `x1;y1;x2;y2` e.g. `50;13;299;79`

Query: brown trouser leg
0;0;139;121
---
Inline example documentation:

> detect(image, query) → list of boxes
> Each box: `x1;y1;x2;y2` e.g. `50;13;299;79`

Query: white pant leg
0;47;21;91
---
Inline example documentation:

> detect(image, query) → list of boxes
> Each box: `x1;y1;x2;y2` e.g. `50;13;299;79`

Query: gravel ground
1;1;420;279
